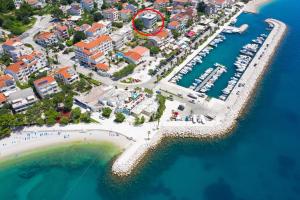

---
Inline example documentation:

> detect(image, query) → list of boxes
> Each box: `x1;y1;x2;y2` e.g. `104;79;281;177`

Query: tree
0;0;15;13
15;3;34;24
73;31;86;44
197;2;207;14
114;112;125;123
102;107;112;118
134;19;144;31
149;46;160;55
171;30;180;39
64;95;73;112
0;113;15;139
93;12;103;22
51;6;65;20
60;116;69;125
112;64;136;80
71;107;81;123
80;112;91;123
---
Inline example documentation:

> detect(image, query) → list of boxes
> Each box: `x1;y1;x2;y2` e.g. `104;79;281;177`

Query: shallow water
1;0;300;199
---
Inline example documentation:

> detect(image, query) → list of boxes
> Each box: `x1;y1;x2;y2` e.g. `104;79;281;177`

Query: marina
170;13;272;100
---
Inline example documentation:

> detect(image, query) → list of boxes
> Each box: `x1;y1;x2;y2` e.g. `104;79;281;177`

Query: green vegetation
73;31;86;44
113;64;136;80
134;18;144;31
149;94;166;121
171;30;181;39
134;116;145;125
197;1;207;15
0;53;12;66
112;22;123;28
114;112;125;123
146;46;160;55
79;73;101;86
102;107;112;118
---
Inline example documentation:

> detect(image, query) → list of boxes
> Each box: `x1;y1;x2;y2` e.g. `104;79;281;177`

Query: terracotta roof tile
34;76;56;86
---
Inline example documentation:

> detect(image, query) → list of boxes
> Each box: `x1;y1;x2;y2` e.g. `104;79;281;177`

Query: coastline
244;0;273;14
111;18;287;176
0;125;134;161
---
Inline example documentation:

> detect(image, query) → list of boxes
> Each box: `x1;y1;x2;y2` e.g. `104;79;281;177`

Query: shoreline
0;125;134;161
244;0;273;14
111;18;287;176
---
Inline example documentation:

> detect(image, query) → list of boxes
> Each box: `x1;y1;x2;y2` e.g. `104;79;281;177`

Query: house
173;0;190;6
120;9;132;21
103;8;120;21
34;76;60;98
111;33;125;50
123;3;137;14
148;29;171;47
67;3;82;16
74;35;113;66
154;0;170;10
105;0;119;5
167;20;183;31
95;0;103;9
94;63;109;72
0;93;7;107
13;0;46;9
24;0;46;8
141;13;157;29
7;88;38;113
170;13;190;26
2;37;33;61
0;75;17;94
81;0;94;11
98;20;112;33
34;32;58;47
4;51;47;82
123;46;150;65
117;26;134;42
55;66;79;85
54;25;69;39
85;22;107;38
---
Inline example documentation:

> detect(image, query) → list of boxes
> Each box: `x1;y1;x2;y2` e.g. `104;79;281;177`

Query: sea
0;0;300;199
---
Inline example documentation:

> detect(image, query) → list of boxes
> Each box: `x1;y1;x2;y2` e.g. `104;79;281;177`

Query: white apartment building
34;76;61;99
8;88;38;113
55;66;79;85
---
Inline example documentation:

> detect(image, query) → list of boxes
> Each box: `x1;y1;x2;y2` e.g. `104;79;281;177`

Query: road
20;15;53;52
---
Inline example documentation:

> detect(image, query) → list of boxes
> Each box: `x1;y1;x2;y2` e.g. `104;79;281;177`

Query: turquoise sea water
1;0;300;199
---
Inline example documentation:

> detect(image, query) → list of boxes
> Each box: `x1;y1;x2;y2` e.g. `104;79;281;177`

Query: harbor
168;13;272;101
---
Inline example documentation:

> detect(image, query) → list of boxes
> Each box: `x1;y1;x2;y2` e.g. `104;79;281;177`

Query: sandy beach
244;0;273;13
0;125;135;160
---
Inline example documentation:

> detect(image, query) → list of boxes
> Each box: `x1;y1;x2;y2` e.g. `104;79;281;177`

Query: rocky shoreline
112;18;287;177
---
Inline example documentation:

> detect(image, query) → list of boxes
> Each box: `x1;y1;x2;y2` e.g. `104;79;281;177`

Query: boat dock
195;65;224;92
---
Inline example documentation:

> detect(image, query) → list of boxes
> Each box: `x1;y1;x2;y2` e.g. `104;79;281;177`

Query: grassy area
79;73;101;86
0;13;36;35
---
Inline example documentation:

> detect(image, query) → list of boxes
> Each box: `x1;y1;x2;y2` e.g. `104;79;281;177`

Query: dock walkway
195;66;223;92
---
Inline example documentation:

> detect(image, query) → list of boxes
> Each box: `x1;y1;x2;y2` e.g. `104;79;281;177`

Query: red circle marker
131;8;165;37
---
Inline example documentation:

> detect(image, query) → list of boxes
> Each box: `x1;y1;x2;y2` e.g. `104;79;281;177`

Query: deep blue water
177;11;271;98
1;0;300;199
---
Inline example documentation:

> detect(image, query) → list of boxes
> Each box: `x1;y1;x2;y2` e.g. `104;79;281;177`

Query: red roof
95;63;109;71
56;67;72;79
3;37;21;46
6;62;25;73
124;51;142;62
74;35;112;50
0;75;13;88
34;76;56;86
0;93;6;104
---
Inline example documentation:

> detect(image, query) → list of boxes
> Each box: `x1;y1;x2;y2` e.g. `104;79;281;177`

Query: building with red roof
154;0;170;10
0;75;16;94
74;35;112;66
34;76;60;98
103;8;120;22
2;37;33;61
34;32;58;47
0;93;7;107
86;22;107;38
148;28;171;47
123;46;150;65
4;51;47;82
55;66;79;85
120;9;132;21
